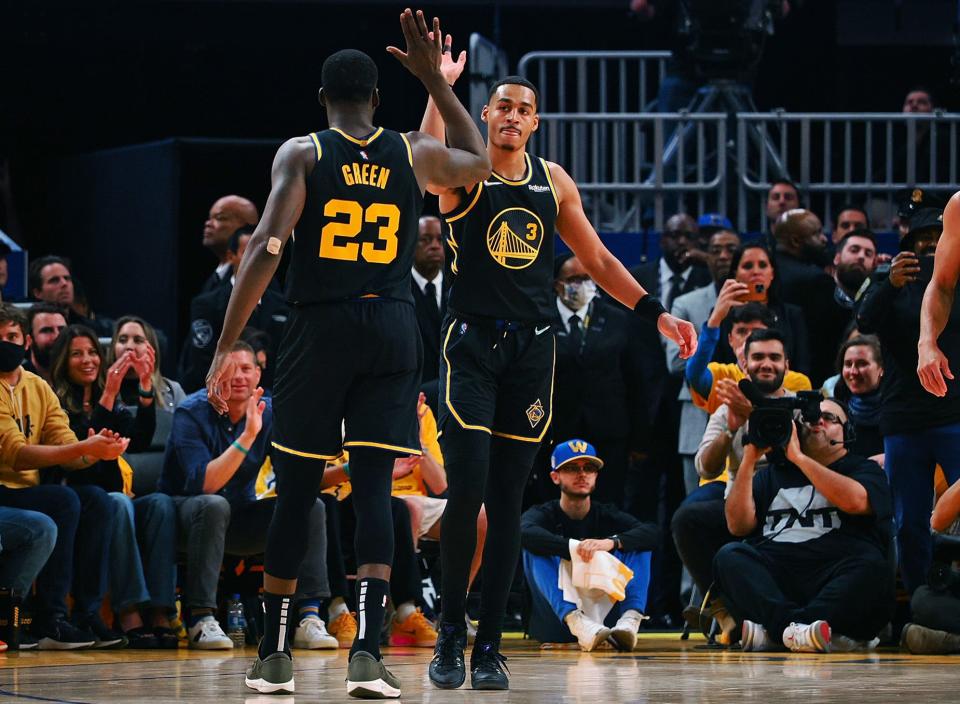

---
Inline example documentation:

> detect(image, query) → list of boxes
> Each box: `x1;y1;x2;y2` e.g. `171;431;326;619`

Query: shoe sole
37;638;95;650
19;643;39;651
429;666;466;690
347;678;401;699
245;676;295;694
92;639;128;649
581;627;613;652
813;621;832;653
610;628;638;652
471;677;509;691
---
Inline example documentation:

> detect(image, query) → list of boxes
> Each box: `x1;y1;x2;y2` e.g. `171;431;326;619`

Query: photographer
672;329;793;601
901;478;960;654
715;397;894;653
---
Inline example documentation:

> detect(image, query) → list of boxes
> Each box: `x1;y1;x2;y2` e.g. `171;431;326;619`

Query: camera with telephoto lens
738;379;823;449
928;532;960;595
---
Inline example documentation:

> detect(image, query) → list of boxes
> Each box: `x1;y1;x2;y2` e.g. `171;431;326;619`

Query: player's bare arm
548;160;698;358
388;11;489;194
918;192;960;397
205;137;312;412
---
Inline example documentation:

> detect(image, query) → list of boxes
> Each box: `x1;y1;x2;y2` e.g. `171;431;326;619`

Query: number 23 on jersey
319;198;400;264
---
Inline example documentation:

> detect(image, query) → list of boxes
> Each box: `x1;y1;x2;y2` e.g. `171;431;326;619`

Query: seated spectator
673;330;798;620
179;227;287;392
22;302;67;382
716;398;894;653
707;243;811;376
0;506;57;649
318;452;440;648
27;256;112;337
160;341;333;650
828;336;885;460
199;195;259;293
521;440;658;652
833;230;878;309
685;302;812;416
668;228;741;495
832;204;869;244
857;206;960;595
0;303;128;649
902;477;960;654
110;316;186;472
49;325;178;648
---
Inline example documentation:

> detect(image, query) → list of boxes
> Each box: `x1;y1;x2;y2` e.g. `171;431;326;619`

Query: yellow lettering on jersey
341;163;391;189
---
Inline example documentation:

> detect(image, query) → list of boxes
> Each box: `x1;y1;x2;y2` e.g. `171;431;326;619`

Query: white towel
558;539;635;624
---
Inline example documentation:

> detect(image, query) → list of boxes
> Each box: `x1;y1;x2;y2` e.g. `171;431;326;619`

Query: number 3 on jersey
319;198;400;264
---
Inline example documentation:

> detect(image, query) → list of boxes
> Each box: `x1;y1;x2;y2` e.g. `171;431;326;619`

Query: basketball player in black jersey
420;39;697;690
205;10;490;699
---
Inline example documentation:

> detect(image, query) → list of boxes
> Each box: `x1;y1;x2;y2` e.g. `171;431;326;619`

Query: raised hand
206;349;237;415
103;351;134;398
435;32;467;86
657;313;698;359
84;427;131;461
129;344;156;390
242;387;267;440
889;251;921;289
707;279;749;327
386;8;444;85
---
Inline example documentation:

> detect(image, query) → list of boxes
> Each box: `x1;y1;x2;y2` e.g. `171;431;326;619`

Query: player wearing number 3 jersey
204;9;490;700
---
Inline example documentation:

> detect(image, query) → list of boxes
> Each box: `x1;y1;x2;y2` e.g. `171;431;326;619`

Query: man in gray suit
665;228;741;495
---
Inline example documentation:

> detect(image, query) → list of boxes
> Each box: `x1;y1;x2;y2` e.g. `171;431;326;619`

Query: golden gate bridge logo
485;207;545;270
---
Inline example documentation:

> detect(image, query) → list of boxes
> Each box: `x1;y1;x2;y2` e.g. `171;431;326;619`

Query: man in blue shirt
160;341;333;650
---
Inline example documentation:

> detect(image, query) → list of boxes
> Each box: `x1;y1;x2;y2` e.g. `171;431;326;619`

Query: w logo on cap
569;440;588;453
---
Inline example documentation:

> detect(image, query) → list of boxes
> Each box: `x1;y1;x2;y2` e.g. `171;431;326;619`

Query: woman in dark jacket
49;325;177;648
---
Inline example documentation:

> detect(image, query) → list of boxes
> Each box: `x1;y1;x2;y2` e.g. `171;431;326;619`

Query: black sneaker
428;622;467;689
125;626;160;649
19;632;38;651
34;618;95;650
75;614;128;649
470;640;509;690
153;626;180;649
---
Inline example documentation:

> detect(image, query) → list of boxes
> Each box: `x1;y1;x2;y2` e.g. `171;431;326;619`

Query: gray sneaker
245;652;295;694
346;651;401;699
901;623;960;654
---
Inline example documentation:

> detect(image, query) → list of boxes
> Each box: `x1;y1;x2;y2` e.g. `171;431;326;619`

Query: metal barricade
736;112;960;233
517;51;671;115
532;113;728;232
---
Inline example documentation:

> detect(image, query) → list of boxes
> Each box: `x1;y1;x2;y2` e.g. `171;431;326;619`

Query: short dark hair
28;302;68;334
28;255;71;295
729;301;777;328
744;327;786;358
768;179;799;196
833;203;868;227
837;228;878;254
229;339;256;358
906;85;935;103
488;75;540;110
321;49;378;104
228;225;256;255
0;303;28;337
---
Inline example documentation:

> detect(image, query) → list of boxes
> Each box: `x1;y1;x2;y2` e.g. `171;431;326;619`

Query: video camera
928;532;960;595
738;379;823;449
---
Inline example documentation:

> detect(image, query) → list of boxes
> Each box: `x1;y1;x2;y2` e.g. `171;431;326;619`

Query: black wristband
137;386;156;399
633;294;667;323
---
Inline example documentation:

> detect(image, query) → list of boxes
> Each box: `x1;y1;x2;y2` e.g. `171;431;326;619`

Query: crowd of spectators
0;177;958;657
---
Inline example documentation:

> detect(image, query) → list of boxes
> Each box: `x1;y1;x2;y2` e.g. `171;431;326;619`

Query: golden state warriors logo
486;207;544;270
526;399;545;428
568;440;588;453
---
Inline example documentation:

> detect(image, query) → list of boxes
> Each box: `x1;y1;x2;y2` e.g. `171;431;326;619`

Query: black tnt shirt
443;153;559;323
750;454;893;562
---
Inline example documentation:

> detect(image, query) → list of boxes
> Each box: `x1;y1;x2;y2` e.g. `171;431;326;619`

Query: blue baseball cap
698;213;733;231
551;439;604;471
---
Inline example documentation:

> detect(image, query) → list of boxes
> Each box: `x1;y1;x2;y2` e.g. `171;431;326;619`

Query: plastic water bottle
226;594;247;648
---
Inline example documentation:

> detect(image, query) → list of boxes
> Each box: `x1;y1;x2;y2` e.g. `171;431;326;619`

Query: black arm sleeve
92;399;157;453
857;278;899;334
520;505;571;558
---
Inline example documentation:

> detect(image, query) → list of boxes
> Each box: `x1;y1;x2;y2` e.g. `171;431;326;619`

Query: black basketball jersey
286;127;423;305
444;153;559;323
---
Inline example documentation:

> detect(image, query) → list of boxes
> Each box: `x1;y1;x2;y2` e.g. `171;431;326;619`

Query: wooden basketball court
2;633;957;703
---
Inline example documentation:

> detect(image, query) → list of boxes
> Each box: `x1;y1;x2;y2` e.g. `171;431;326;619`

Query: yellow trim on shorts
309;133;322;161
399;132;414;167
271;441;340;460
343;441;423;456
490;335;556;443
541;157;559;215
442;320;492;435
331;126;384;146
444;182;484;223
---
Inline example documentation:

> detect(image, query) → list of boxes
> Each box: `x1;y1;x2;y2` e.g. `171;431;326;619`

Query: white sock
328;597;349;620
395;601;416;622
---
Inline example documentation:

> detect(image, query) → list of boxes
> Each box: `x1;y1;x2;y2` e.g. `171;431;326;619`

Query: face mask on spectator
560;279;597;310
0;341;25;373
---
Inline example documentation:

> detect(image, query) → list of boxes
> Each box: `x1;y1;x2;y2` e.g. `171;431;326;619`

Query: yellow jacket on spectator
690;362;813;414
0;369;79;489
